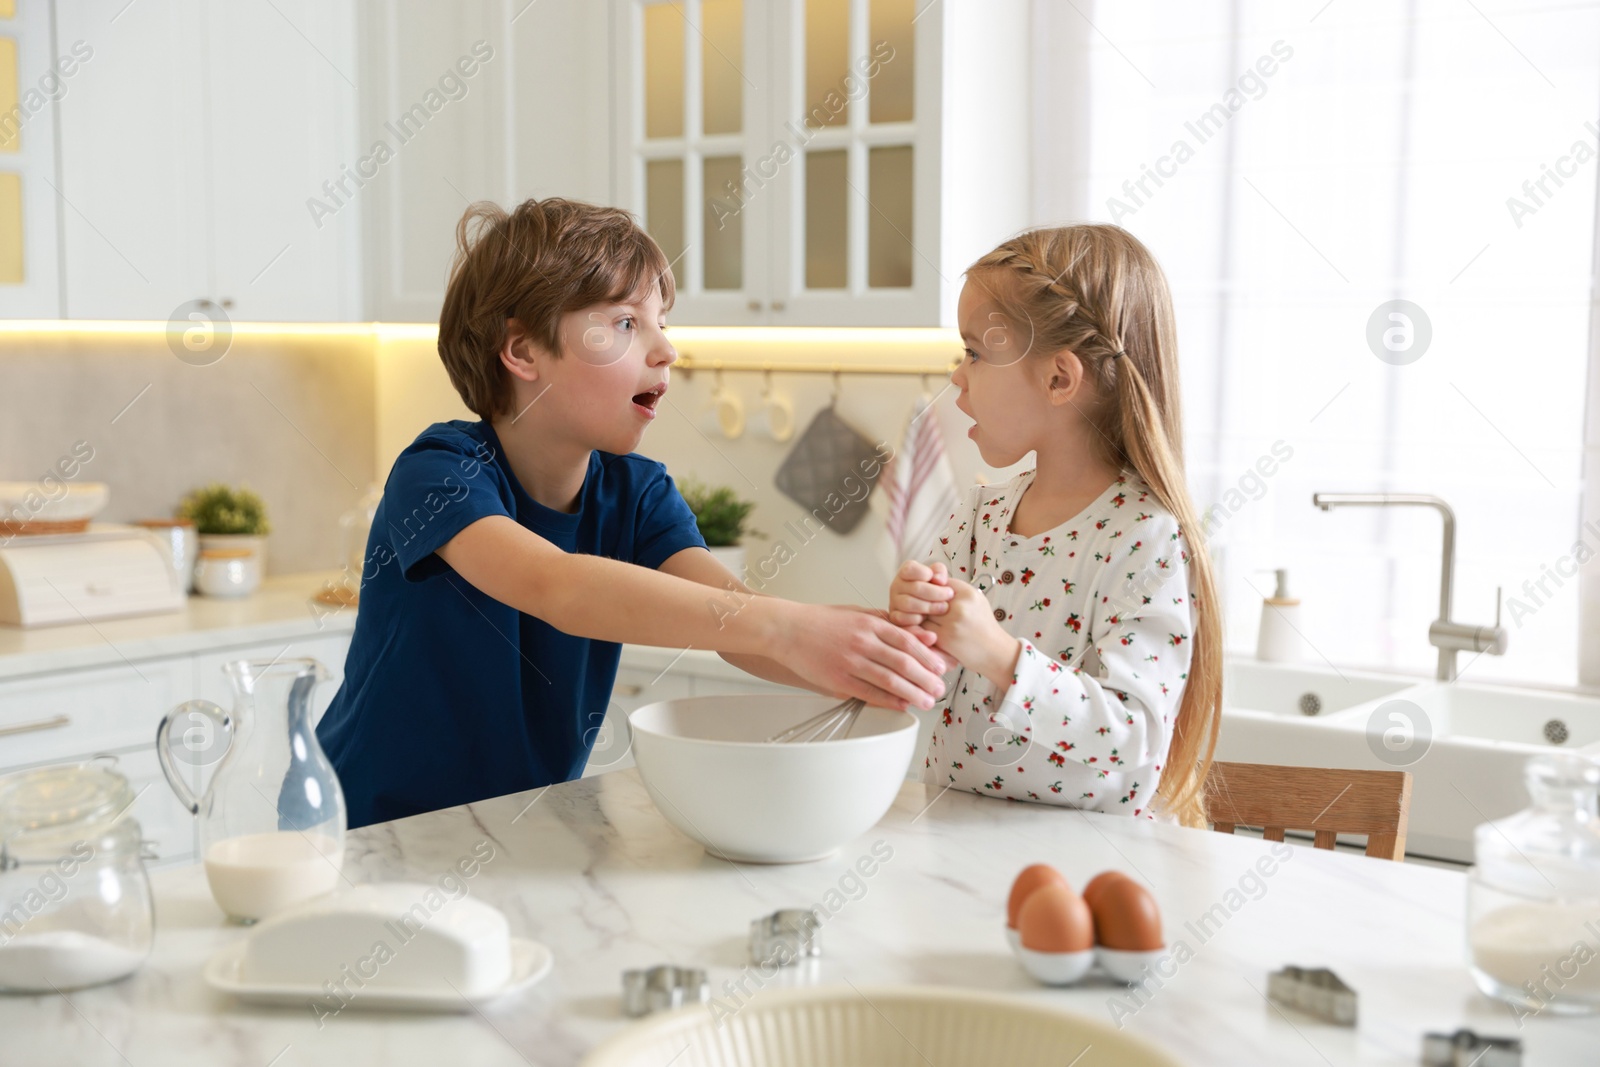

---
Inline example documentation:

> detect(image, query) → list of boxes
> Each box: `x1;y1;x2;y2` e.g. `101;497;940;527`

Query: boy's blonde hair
967;224;1222;829
438;198;675;418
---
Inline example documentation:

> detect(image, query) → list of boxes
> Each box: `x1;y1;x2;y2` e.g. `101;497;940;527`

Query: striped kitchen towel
880;396;960;572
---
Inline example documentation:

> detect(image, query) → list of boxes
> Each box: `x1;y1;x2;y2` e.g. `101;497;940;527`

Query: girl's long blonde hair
968;225;1222;828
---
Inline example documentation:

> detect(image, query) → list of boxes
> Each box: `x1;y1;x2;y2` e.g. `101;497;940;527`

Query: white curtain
1032;0;1599;686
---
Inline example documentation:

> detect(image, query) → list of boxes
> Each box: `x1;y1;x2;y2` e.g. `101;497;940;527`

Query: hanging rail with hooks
674;354;959;378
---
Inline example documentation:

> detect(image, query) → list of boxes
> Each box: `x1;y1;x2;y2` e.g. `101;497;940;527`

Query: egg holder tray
1005;928;1166;987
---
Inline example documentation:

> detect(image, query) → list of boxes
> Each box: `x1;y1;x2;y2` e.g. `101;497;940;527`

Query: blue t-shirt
316;420;705;828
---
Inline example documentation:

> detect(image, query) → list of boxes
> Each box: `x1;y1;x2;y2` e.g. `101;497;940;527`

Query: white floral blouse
922;467;1195;820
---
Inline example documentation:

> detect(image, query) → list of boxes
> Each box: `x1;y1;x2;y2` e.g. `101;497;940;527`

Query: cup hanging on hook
700;365;746;440
761;367;795;443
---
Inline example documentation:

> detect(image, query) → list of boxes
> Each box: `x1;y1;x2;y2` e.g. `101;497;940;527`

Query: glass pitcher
1467;751;1600;1017
156;658;346;923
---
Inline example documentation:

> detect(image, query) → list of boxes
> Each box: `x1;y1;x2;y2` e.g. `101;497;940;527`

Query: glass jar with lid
1467;751;1600;1017
0;759;155;992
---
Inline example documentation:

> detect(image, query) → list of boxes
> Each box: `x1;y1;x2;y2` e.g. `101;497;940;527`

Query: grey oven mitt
772;404;882;535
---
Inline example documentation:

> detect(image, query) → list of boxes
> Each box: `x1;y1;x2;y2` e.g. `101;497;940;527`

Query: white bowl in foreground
580;984;1184;1067
628;694;917;863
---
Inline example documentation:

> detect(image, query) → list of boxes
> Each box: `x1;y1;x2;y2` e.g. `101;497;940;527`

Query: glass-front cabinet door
767;0;936;326
614;0;941;326
614;0;774;325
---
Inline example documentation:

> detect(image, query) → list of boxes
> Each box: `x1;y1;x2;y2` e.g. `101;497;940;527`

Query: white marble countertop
0;571;355;680
4;769;1595;1066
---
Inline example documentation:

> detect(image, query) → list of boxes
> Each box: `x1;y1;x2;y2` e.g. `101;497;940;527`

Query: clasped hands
888;560;1022;688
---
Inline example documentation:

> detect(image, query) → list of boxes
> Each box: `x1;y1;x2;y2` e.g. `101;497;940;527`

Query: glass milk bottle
157;658;346;923
1467;752;1600;1016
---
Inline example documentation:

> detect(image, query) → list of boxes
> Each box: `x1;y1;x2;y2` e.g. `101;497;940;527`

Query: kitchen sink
1216;658;1600;863
1400;683;1600;749
1223;660;1414;718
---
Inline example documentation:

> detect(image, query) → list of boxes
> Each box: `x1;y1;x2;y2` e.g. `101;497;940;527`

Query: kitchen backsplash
1;330;377;574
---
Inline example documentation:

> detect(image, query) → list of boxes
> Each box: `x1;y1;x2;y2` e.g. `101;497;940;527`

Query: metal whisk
766;698;866;743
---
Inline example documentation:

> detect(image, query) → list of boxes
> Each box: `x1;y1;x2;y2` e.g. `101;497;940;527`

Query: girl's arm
437;515;946;710
927;516;1195;794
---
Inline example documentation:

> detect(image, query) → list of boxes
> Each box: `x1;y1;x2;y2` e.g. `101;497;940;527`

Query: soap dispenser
1255;568;1305;664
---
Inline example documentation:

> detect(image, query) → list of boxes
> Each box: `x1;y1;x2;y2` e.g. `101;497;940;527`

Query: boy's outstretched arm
437;515;945;711
655;546;946;693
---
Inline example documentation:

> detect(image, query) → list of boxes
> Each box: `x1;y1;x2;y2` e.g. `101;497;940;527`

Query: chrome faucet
1311;492;1508;681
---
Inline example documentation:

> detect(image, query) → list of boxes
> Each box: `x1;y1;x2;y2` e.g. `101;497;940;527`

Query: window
1033;0;1600;687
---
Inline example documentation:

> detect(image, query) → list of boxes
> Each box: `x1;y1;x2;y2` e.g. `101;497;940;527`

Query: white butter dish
204;883;551;1009
205;936;551;1012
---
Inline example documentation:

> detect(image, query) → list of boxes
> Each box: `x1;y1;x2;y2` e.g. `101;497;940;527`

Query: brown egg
1082;870;1134;914
1017;883;1095;953
1007;864;1069;930
1088;876;1164;951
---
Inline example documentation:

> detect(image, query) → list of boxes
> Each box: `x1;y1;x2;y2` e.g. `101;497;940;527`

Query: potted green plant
179;483;270;597
679;479;757;577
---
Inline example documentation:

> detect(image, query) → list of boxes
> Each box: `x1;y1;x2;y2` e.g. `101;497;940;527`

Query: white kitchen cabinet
203;0;362;322
52;0;360;321
0;625;352;868
0;658;189;770
612;0;1030;327
357;0;614;322
0;0;66;317
0;658;196;865
51;0;209;320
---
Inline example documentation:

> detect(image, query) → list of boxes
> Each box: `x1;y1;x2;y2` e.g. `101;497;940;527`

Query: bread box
0;525;184;627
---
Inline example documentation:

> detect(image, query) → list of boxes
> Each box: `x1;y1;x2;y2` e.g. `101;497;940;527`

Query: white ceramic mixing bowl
628;694;918;863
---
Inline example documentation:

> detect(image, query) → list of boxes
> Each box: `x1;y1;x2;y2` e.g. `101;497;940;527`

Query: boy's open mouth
631;383;667;418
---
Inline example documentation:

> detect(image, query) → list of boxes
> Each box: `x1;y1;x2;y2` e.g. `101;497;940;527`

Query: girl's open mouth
631;383;666;418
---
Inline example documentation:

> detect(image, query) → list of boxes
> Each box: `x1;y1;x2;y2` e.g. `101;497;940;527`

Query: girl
888;225;1222;828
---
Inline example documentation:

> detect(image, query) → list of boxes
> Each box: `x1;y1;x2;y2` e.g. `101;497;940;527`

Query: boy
317;198;946;827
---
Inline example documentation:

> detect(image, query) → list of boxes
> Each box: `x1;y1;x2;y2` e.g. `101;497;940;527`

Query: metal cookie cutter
748;908;822;968
1265;965;1357;1026
621;964;709;1018
1421;1029;1522;1067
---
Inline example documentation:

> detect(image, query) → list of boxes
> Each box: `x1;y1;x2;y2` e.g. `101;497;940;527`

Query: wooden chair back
1203;761;1413;861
